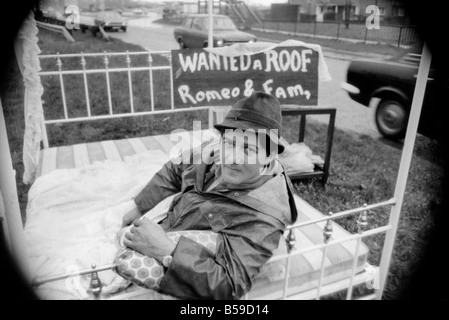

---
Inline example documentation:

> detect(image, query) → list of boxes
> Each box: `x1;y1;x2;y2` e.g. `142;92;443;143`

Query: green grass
36;29;209;147
282;116;445;299
1;27;445;300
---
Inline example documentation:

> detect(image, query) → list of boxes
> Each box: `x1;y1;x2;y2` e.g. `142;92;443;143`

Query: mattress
33;130;368;299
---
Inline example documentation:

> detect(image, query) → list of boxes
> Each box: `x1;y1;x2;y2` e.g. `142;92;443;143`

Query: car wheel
91;26;99;37
122;27;127;32
375;98;409;140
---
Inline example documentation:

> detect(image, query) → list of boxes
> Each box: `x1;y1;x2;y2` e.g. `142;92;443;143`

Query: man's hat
214;91;285;154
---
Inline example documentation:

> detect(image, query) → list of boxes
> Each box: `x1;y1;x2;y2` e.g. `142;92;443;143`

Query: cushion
278;142;324;175
113;227;291;291
113;229;218;290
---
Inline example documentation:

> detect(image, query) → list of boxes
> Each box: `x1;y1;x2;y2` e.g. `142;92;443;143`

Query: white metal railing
273;201;395;300
38;50;191;148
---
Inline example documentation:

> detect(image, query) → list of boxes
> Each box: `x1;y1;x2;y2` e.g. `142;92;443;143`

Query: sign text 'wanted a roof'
171;46;319;107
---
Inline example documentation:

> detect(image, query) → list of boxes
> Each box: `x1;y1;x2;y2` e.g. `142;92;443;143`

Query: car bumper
341;82;372;107
104;23;127;29
218;39;257;47
340;82;360;95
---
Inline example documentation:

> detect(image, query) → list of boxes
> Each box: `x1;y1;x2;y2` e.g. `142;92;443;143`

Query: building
287;0;408;23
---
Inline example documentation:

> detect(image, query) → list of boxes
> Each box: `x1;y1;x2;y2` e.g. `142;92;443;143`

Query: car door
190;17;208;48
409;54;443;139
399;51;442;139
95;12;104;26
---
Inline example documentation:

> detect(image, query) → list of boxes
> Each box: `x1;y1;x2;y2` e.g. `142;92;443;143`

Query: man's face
220;129;272;185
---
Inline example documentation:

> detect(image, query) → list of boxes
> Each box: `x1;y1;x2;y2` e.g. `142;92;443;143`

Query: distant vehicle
341;46;445;141
132;8;144;16
41;6;65;24
174;14;257;49
94;11;127;32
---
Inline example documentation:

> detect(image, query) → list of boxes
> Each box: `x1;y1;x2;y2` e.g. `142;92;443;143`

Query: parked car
174;14;257;49
341;45;445;141
41;7;66;24
94;11;127;32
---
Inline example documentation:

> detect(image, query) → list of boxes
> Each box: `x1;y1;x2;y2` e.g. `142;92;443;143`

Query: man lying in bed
121;91;298;299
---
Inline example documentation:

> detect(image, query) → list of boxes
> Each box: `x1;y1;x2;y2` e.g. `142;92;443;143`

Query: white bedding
24;140;328;300
25;150;172;300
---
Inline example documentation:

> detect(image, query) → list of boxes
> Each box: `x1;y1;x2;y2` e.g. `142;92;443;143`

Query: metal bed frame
0;27;433;300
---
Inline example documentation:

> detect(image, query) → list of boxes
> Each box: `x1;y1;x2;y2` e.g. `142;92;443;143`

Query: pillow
113;229;218;290
113;226;288;290
278;142;324;175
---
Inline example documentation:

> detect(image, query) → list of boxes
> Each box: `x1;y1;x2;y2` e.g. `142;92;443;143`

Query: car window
104;12;121;19
192;18;204;31
213;17;237;30
194;17;237;31
183;18;193;28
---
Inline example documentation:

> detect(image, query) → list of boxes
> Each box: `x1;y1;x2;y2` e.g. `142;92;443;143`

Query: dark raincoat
134;142;298;299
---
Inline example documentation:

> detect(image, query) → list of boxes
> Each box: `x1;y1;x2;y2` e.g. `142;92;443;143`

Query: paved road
108;14;179;51
108;16;381;139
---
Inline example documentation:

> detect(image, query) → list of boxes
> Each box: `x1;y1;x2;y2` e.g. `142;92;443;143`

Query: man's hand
124;218;176;262
122;204;142;227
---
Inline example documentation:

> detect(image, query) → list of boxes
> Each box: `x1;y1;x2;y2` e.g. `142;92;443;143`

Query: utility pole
345;0;350;29
208;0;213;48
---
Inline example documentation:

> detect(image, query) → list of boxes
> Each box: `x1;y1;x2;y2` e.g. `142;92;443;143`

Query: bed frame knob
323;212;333;243
286;229;296;253
357;204;368;233
90;264;102;299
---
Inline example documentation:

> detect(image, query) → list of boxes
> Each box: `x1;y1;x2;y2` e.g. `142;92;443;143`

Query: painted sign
171;46;319;108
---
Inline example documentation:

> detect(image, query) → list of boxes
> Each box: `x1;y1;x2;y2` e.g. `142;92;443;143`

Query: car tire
122;27;127;32
375;98;409;140
91;26;99;37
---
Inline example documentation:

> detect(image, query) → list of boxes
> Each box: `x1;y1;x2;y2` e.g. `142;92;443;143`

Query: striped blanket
37;134;190;178
37;130;322;179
